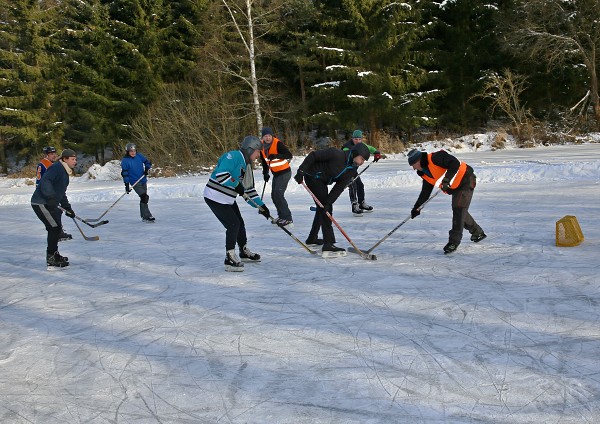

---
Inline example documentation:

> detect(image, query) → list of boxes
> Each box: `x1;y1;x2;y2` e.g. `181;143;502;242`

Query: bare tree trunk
0;138;7;174
245;0;263;132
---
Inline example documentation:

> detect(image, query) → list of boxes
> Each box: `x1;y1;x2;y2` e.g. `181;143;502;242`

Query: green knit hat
352;130;363;139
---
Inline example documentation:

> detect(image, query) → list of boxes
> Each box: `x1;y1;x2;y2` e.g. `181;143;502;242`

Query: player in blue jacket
204;136;271;272
121;143;155;222
31;149;78;268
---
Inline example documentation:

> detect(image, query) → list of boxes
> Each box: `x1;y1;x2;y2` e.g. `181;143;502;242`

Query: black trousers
32;204;62;254
305;177;336;245
348;176;365;204
205;197;248;251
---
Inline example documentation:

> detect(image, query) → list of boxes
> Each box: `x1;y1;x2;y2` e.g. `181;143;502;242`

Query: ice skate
359;201;373;213
351;203;363;217
224;250;244;271
47;251;69;269
443;242;458;254
470;232;487;243
305;238;324;246
142;216;155;223
322;243;347;258
274;218;294;229
239;245;261;262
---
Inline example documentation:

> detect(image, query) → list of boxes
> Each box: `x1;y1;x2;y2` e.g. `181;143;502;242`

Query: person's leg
271;172;292;221
205;198;241;251
133;183;153;220
355;177;365;203
307;179;335;244
449;185;475;245
32;204;66;265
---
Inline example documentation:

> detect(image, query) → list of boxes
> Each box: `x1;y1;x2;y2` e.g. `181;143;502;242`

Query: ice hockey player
121;143;155;222
260;127;294;227
407;148;486;254
31;149;78;268
294;143;370;257
36;146;72;241
204;136;271;272
342;130;381;216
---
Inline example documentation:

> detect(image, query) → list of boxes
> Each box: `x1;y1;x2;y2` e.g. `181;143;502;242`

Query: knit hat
351;143;370;161
352;130;363;139
261;127;273;137
407;149;422;165
60;149;77;158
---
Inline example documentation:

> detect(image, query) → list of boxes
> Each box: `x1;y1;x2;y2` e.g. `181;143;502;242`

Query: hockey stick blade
347;246;377;260
86;219;109;228
72;219;99;241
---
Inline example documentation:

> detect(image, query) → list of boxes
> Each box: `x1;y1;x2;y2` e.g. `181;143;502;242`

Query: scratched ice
1;140;599;423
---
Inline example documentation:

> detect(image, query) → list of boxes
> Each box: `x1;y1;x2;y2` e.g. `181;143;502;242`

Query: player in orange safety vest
407;149;486;254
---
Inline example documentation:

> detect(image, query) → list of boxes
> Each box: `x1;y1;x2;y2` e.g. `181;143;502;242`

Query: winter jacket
121;153;151;185
204;149;265;208
413;150;474;208
31;161;72;209
342;140;379;155
297;147;358;205
260;137;292;176
35;158;53;187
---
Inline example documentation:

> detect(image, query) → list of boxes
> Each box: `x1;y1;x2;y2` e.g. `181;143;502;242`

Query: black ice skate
59;229;73;241
239;245;261;262
142;216;156;223
351;202;363;217
359;201;373;213
224;250;244;272
47;251;69;269
470;232;487;243
322;243;347;258
443;242;458;254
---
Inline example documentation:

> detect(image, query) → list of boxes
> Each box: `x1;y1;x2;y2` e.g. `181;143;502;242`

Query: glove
410;207;420;219
64;207;75;219
441;178;450;192
258;205;271;219
268;154;278;160
46;197;58;208
144;168;149;176
373;151;381;162
294;172;303;184
234;183;245;195
125;183;131;193
263;173;270;183
322;203;332;214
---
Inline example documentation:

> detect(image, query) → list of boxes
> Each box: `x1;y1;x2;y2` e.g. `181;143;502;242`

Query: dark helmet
240;135;262;156
351;142;370;161
43;146;57;154
125;143;137;152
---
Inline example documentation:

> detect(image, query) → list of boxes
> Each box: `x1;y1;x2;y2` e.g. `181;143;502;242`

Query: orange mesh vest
421;152;467;190
261;138;290;173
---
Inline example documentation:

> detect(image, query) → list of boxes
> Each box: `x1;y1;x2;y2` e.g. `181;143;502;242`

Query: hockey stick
242;193;318;255
59;207;100;241
301;182;376;260
308;163;374;211
260;180;267;200
349;189;441;255
59;206;108;228
84;174;145;223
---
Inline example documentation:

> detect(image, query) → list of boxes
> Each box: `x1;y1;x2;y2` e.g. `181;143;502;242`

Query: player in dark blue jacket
31;149;78;268
121;143;155;222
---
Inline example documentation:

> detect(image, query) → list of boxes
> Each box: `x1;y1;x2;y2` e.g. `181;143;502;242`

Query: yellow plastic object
556;215;584;247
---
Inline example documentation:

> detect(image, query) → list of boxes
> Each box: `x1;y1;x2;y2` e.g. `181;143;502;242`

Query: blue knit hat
407;149;423;165
261;127;273;137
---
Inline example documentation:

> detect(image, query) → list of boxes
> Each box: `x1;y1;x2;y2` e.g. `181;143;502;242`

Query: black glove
441;178;450;192
235;183;245;195
373;151;381;162
322;203;332;214
46;197;58;208
263;173;270;183
144;168;149;176
64;207;75;219
258;205;271;219
411;207;420;219
125;183;131;193
294;172;303;184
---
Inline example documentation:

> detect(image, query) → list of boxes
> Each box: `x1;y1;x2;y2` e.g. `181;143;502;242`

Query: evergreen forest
1;0;599;174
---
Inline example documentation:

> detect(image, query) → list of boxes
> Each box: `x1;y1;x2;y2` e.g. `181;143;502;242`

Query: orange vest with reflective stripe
36;158;53;184
421;152;468;190
261;138;290;173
